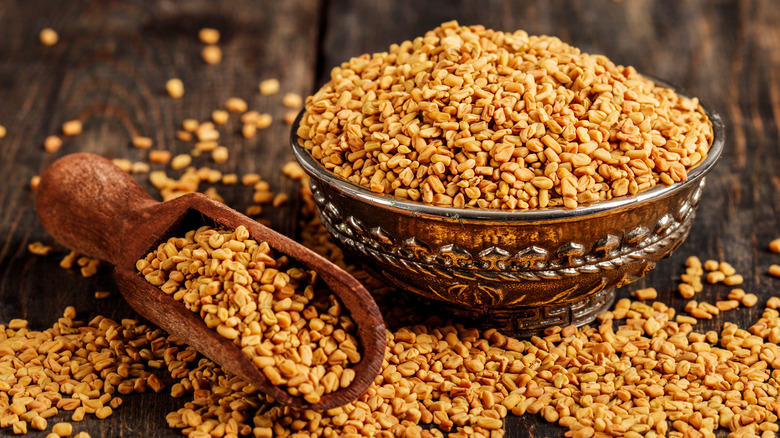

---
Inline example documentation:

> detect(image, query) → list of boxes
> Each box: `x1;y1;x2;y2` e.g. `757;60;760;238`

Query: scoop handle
35;153;158;265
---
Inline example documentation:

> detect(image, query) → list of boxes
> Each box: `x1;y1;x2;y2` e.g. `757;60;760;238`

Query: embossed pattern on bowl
290;92;724;335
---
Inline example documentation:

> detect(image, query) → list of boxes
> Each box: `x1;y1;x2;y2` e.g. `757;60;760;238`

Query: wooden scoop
35;153;386;410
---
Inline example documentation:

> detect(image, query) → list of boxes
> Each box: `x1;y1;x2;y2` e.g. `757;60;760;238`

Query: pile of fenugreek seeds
297;21;714;210
136;224;361;404
6;21;780;438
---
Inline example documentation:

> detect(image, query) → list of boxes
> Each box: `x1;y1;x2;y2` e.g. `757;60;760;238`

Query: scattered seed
741;293;758;307
633;287;657;300
166;78;184;98
62;120;82;136
259;78;280;95
225;97;247;113
770;264;780;278
94;291;111;299
170;154;192;170
198;28;220;45
255;113;272;129
212;146;229;163
39;28;59;46
282;92;303;108
132;136;153;149
0;125;5;138
770;238;780;253
44;135;63;153
149;150;172;164
201;45;222;65
52;422;72;437
212;109;229;125
182;119;199;132
27;241;54;255
724;274;744;285
29;175;40;190
242;123;256;138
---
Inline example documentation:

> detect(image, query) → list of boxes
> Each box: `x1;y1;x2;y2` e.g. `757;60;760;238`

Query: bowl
289;90;725;336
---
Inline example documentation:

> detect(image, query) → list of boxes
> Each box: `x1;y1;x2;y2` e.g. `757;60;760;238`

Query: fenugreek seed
45;135;63;153
259;79;280;95
704;259;719;271
255;113;272;129
770;264;780;278
182;119;199;132
28;241;54;255
198;28;220;44
729;288;746;300
770;239;780;253
212;146;229;163
166;78;184;98
242;123;256;139
719;262;737;276
31;415;47;430
767;296;780;309
74;433;90;438
131;136;153;149
212;109;229;125
633;287;657;300
170;154;192;170
201;45;222;65
0;125;5;138
716;300;739;311
284;110;298;125
283;93;303;108
52;422;72;436
225;97;248;113
95;406;113;419
40;28;59;46
724;274;744;285
741;293;758;307
706;271;726;284
62;120;82;136
94;291;111;299
71;407;85;422
149;150;172;164
678;283;695;299
30;175;41;189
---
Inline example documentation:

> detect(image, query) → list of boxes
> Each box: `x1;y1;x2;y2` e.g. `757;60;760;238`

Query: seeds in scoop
44;135;62;152
225;97;247;113
39;28;58;46
62;120;82;136
201;45;222;65
298;22;713;210
166;78;184;98
770;238;780;253
137;225;361;401
198;28;220;44
132;136;153;149
259;78;280;95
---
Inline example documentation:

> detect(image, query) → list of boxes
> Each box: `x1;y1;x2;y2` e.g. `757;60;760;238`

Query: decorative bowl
289;92;724;336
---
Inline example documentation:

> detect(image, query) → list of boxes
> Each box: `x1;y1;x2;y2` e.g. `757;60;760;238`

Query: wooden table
1;0;778;436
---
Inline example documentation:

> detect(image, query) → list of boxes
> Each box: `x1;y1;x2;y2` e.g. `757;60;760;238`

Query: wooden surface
1;0;778;436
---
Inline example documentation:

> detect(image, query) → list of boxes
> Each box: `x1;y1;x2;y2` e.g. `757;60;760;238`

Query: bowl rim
290;82;725;222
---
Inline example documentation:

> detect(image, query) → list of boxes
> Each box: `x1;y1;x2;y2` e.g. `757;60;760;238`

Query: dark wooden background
1;0;779;436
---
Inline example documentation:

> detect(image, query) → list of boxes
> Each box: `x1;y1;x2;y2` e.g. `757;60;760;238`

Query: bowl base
430;287;615;337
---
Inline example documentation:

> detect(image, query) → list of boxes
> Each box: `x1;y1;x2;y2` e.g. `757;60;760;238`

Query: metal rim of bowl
290;85;725;223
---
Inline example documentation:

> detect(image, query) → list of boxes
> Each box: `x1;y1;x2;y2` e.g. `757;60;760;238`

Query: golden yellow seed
44;135;63;153
212;109;229;125
706;271;725;284
704;259;719;271
39;28;59;46
52;422;72;436
94;291;111;299
770;238;780;254
678;283;695;299
166;78;184;98
770;264;780;278
30;175;41;189
28;241;54;256
170;154;192;170
201;45;222;65
198;28;220;44
225;97;247;113
73;432;90;438
767;296;780;309
242;123;257;138
741;293;758;307
149;150;172;164
284;110;298;125
62;120;82;136
256;113;272;129
95;406;112;419
0;124;6;138
182;119;199;132
259;79;280;95
282;93;302;108
212;146;229;163
246;205;262;216
132;136;153;149
728;288;746;300
724;274;744;286
131;161;150;174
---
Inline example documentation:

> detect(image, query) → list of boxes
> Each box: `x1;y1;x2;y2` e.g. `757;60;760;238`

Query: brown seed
62;120;82;136
201;45;222;65
166;78;184;98
39;28;59;46
44;135;63;153
198;28;220;44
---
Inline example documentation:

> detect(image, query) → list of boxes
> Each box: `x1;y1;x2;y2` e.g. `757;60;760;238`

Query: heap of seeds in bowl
297;21;714;209
136;224;361;403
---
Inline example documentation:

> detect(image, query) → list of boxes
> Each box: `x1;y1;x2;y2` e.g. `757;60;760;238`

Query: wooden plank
0;0;321;436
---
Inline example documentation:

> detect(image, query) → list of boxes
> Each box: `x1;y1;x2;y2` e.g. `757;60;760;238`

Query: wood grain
1;0;779;436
